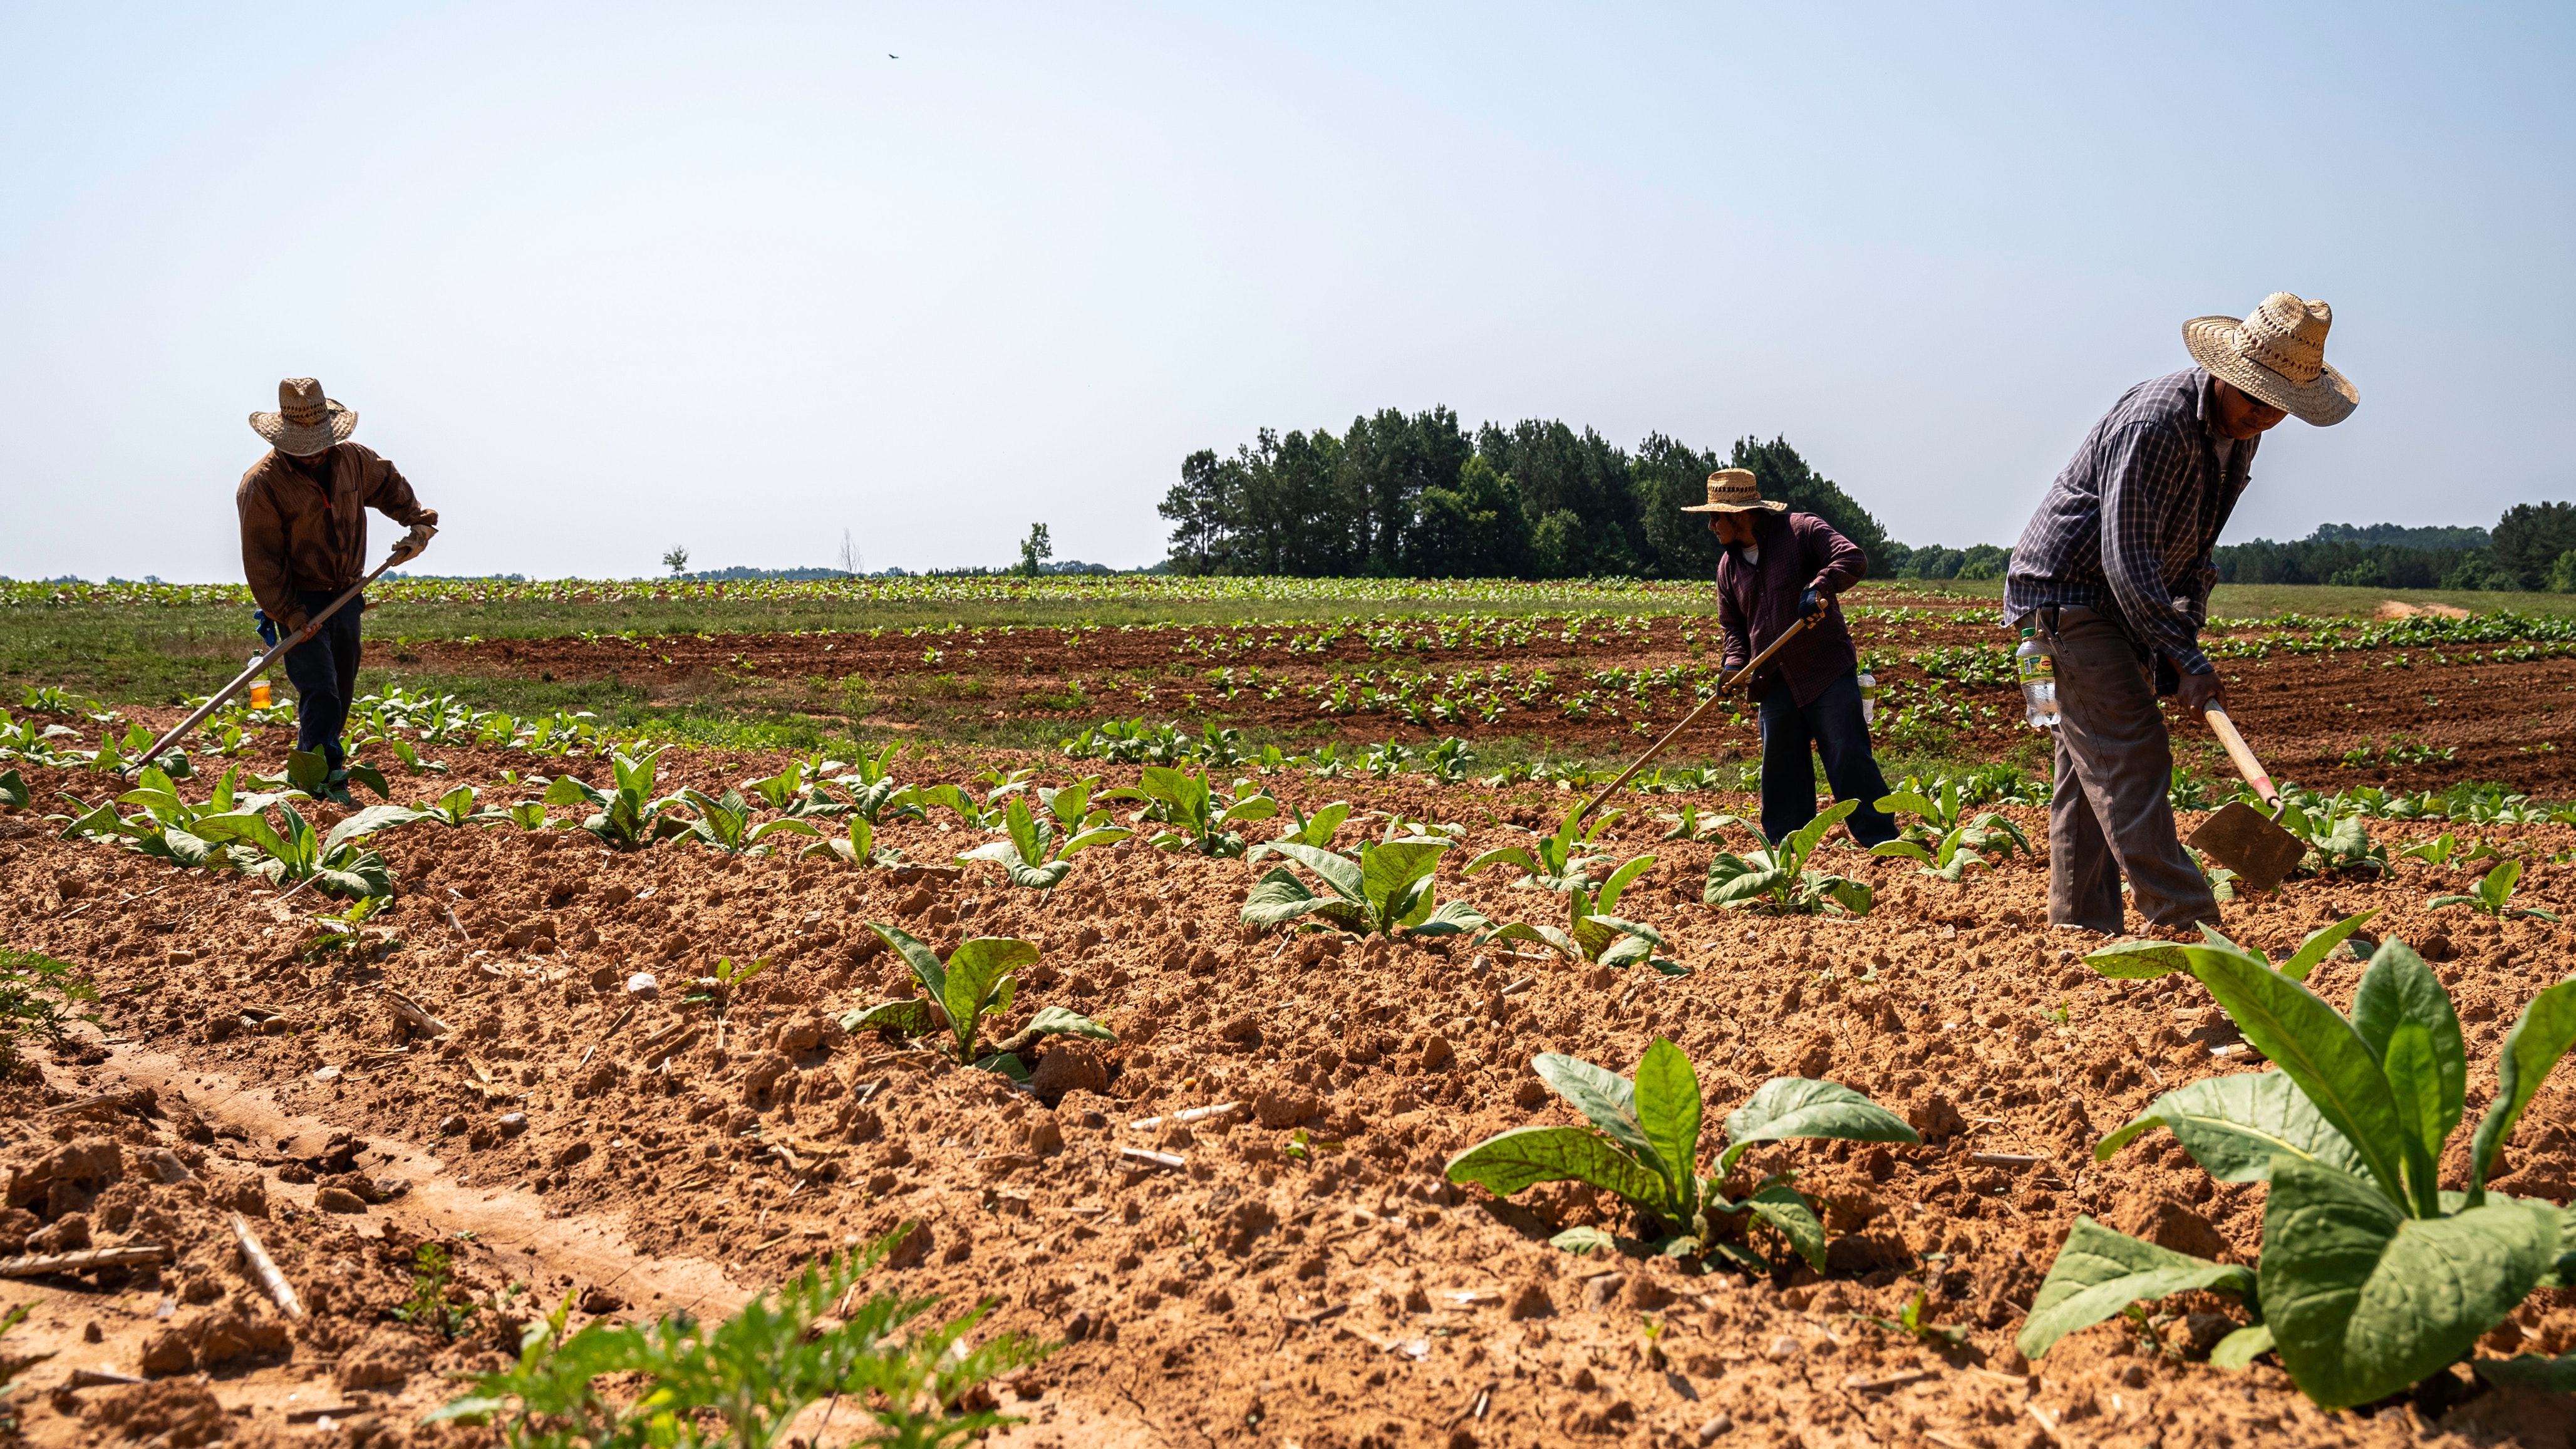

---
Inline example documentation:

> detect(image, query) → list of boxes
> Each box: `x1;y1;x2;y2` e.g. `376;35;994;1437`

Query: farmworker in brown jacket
2007;293;2356;934
1690;469;1898;848
236;378;439;802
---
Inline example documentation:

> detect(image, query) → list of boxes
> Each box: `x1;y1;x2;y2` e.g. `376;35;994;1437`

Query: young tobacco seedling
303;895;393;960
1102;765;1278;856
1854;1287;1967;1348
2270;797;2389;877
431;1225;1048;1449
2430;859;2561;922
0;770;25;810
1870;787;2029;882
1702;799;1875;917
1479;856;1685;975
1464;803;1622;891
841;925;1114;1078
1655;803;1757;844
800;814;908;870
392;1242;477;1339
2020;922;2576;1409
958;794;1129;890
544;748;690;847
1445;1039;1918;1271
0;951;97;1077
190;799;417;897
1268;799;1354;853
2399;831;2466;868
1242;838;1488;940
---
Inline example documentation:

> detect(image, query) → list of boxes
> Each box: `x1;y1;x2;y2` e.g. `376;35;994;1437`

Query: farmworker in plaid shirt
1690;468;1899;849
2007;294;2357;934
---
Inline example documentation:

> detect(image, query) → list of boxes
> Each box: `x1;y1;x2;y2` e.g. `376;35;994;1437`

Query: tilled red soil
1;734;2573;1447
375;611;2576;794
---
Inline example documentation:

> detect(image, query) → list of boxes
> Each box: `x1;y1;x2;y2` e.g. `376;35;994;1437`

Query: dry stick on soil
0;1243;170;1279
230;1213;304;1320
41;1088;157;1118
577;1002;639;1070
386;990;452;1039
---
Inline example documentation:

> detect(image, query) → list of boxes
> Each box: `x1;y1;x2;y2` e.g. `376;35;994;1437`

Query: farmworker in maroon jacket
237;378;439;804
1692;468;1898;849
2007;293;2357;934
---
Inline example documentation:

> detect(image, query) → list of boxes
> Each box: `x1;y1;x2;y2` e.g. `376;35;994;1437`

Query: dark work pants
282;588;363;769
1758;669;1898;848
2037;606;2218;933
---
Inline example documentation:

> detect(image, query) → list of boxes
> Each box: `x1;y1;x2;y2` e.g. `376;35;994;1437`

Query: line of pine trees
1156;408;1897;579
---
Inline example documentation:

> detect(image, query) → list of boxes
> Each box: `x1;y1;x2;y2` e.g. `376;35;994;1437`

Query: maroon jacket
1714;510;1867;706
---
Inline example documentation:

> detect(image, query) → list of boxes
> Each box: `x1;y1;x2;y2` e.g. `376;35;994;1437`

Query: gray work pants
2035;606;2218;933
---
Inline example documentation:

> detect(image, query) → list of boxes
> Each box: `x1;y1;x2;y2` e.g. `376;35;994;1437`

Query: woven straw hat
248;378;358;456
1679;467;1786;514
2182;293;2357;427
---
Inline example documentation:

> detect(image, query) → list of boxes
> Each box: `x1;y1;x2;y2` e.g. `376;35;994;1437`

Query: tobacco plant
431;1225;1046;1449
841;925;1113;1077
1872;784;2029;880
2431;860;2560;922
1102;765;1277;856
2020;923;2576;1409
543;748;689;847
0;770;24;810
1266;799;1353;853
668;788;821;856
1445;1040;1918;1271
1464;803;1620;891
1702;800;1875;917
1243;838;1487;939
958;795;1129;890
1479;857;1684;974
800;815;907;870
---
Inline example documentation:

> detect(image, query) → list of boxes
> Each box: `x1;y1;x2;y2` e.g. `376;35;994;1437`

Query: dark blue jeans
1758;669;1897;848
282;589;363;769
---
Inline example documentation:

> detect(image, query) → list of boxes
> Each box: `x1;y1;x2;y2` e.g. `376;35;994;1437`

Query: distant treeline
1156;408;1900;580
2215;504;2574;592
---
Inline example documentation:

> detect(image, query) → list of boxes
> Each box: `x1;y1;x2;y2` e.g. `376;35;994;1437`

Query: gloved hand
1798;587;1828;623
392;521;438;564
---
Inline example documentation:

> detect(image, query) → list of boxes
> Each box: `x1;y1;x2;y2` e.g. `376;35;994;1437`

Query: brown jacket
235;444;436;631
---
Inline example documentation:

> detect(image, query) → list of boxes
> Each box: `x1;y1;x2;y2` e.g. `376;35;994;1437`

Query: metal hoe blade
2187;801;2305;895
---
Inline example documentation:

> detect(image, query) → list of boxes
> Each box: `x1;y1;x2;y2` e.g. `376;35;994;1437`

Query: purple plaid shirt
2005;368;2255;676
1715;510;1866;707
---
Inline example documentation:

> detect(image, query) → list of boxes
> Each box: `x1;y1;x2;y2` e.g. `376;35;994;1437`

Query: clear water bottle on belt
2016;626;2058;729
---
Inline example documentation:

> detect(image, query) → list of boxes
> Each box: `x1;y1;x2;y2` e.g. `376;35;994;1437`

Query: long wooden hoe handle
1573;614;1813;825
123;532;433;778
2201;704;2280;809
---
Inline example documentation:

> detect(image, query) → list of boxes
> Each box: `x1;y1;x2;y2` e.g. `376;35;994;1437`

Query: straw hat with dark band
1678;467;1786;514
249;377;358;456
2183;293;2358;427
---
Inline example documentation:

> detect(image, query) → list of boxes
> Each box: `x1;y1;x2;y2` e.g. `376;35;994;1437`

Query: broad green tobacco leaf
2016;1218;2252;1361
1023;1005;1114;1041
2469;976;2576;1207
2183;943;2412;1208
2472;1353;2576;1391
2095;1071;2367;1183
2084;939;2190;979
1633;1039;1703;1211
2279;909;2379;983
1531;1053;1657;1170
2261;1155;2553;1409
1242;867;1342;927
1549;1225;1620;1257
867;923;949;1002
2349;940;2465;1196
1719;1077;1918;1176
1744;1183;1826;1270
1443;1125;1666;1208
841;999;939;1037
1258;842;1365;903
2208;1323;2274;1370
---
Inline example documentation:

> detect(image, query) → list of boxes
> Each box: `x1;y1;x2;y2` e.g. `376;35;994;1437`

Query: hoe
2184;704;2305;893
1573;615;1811;824
122;530;434;779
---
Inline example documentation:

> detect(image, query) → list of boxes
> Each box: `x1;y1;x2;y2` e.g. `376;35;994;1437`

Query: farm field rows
0;586;2572;1446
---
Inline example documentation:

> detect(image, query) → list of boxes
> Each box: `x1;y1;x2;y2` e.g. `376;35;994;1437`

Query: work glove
392;521;438;566
1798;588;1828;623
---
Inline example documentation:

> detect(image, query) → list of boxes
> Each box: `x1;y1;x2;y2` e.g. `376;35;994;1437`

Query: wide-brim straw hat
248;377;358;456
1679;467;1786;514
2182;293;2357;427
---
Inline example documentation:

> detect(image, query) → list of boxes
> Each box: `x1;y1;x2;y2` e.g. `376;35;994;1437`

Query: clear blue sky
4;3;2568;580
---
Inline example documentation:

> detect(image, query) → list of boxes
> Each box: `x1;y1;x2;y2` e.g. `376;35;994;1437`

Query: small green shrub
0;951;98;1077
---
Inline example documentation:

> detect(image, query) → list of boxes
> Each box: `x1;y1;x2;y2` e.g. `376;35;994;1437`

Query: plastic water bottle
1856;672;1878;727
248;655;271;710
2016;628;2058;729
